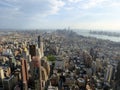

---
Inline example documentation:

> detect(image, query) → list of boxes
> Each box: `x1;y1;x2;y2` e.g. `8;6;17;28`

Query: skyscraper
3;75;16;90
105;65;113;83
38;36;44;57
38;35;41;49
31;56;42;90
0;67;4;87
21;58;28;90
29;45;36;58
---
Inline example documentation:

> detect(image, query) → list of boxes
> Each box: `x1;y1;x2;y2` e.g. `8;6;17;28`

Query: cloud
0;0;65;17
64;7;74;10
78;0;120;9
0;0;65;28
24;0;65;16
49;0;65;14
66;0;120;10
68;0;82;3
78;0;107;9
0;1;14;7
107;2;120;7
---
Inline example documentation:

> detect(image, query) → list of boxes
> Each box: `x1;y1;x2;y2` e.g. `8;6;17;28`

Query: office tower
3;75;16;90
53;46;59;55
31;56;42;90
38;35;41;48
115;61;120;81
0;68;4;87
83;51;92;68
41;66;48;81
28;54;32;62
0;68;5;79
40;38;44;57
41;58;50;77
115;61;120;90
105;65;113;83
21;58;28;90
38;36;44;57
90;48;94;58
29;45;36;58
9;57;16;72
36;48;41;59
22;47;29;59
91;61;96;75
96;58;102;72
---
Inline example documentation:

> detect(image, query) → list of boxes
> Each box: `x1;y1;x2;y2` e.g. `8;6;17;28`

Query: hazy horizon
0;28;120;33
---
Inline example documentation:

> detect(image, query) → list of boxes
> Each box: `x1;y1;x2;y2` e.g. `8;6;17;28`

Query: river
74;30;120;42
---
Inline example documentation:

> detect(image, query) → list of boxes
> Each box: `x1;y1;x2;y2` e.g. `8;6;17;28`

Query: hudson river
75;30;120;42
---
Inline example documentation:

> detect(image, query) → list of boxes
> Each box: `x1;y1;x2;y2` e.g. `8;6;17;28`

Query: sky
0;0;120;31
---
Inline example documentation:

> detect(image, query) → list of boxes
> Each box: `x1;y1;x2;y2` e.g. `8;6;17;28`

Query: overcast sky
0;0;120;31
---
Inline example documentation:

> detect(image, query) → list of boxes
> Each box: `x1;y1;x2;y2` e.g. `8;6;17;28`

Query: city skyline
0;0;120;31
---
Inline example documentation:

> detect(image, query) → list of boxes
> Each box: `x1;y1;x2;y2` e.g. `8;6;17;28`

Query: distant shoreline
89;31;120;37
74;30;120;42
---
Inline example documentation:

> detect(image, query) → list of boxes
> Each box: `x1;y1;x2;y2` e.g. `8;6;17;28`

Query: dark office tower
115;61;120;80
38;35;41;48
115;61;120;90
90;48;94;58
24;59;29;80
21;58;28;90
29;45;36;58
9;57;16;72
3;75;16;90
38;35;44;57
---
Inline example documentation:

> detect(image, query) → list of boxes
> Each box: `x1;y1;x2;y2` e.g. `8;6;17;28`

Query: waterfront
75;30;120;42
